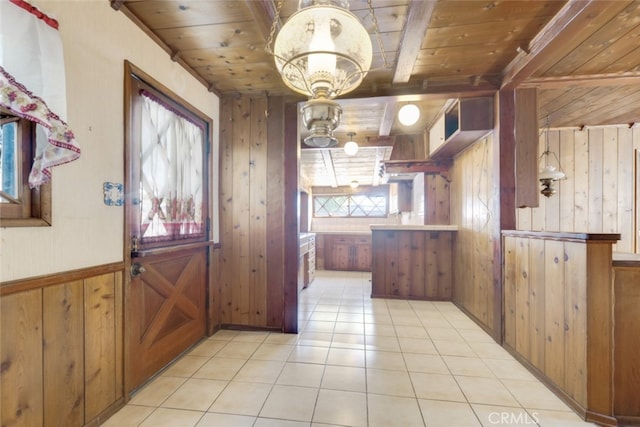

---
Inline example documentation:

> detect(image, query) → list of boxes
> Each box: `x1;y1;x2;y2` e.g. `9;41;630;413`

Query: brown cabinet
370;226;456;299
324;234;371;272
429;97;493;159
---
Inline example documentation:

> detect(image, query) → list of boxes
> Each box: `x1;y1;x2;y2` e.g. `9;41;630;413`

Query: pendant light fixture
343;132;358;156
268;0;373;148
272;0;373;100
538;117;566;197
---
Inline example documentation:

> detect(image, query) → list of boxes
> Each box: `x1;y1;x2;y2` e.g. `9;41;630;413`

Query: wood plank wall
219;94;293;329
449;135;497;332
518;127;640;253
424;174;450;225
0;266;124;427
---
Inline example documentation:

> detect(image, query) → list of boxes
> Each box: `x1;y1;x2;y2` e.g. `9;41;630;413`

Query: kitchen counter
370;226;456;300
311;230;371;235
612;251;640;267
370;225;458;231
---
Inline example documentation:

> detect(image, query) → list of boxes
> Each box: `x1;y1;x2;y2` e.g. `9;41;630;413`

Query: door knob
130;262;146;277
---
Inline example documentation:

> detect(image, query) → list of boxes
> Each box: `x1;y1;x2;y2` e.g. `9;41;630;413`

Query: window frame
0;109;52;227
312;185;389;218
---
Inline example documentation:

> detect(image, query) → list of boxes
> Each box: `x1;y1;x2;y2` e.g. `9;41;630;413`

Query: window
313;188;388;218
0;108;51;226
125;63;212;251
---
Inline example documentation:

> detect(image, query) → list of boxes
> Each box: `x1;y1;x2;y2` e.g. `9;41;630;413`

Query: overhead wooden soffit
383;159;452;177
501;0;617;90
392;0;436;84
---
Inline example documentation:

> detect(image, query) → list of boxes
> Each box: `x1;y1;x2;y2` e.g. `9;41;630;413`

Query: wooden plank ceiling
114;0;640;187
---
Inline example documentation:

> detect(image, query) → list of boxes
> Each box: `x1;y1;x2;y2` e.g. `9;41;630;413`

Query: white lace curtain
138;91;204;242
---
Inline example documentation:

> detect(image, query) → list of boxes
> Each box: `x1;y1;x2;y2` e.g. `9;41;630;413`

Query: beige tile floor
103;270;597;427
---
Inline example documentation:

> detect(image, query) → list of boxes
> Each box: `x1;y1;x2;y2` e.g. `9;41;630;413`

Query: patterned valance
0;0;80;187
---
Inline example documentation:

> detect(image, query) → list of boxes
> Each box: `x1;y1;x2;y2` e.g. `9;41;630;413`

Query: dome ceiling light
398;103;420;126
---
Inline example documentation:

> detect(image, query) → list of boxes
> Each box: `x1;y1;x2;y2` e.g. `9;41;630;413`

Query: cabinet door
429;113;446;155
325;237;352;271
353;240;372;271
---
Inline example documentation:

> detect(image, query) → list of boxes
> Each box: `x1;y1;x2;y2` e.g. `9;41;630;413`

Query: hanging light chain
265;0;284;55
367;0;390;69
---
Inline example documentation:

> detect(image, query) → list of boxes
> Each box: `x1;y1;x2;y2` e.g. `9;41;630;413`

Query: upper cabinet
429;97;494;159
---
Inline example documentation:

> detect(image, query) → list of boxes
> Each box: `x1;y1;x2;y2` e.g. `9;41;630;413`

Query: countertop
310;230;372;235
613;252;640;267
370;225;458;231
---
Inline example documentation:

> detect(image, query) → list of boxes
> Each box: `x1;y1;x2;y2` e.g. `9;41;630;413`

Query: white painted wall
0;0;220;281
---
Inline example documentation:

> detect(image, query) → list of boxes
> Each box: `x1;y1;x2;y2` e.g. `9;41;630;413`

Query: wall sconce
398;103;420;126
272;0;372;101
350;180;359;189
343;132;358;155
538;118;566;197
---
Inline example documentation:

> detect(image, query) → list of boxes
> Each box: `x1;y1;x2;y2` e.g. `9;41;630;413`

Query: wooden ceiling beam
372;148;386;187
378;99;397;137
392;0;436;84
520;71;640;89
320;149;338;188
345;82;498;100
501;0;618;90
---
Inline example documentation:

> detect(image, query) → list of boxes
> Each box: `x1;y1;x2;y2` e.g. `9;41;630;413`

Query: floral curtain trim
0;66;80;188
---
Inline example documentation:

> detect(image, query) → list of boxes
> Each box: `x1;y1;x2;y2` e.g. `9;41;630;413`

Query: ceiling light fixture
267;0;374;148
301;98;341;147
272;0;373;100
350;180;359;189
343;132;358;155
398;103;420;126
538;117;566;198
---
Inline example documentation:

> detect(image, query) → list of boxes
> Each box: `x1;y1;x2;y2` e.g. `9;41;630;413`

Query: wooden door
125;63;211;392
129;247;206;389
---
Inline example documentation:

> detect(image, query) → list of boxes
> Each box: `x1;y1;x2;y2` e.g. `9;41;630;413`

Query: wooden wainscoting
612;254;640;426
1;263;125;427
503;231;625;427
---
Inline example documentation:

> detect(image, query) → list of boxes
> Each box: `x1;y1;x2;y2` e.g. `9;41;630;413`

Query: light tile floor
103;270;597;427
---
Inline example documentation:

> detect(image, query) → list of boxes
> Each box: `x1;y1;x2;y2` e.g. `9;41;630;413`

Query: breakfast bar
370;225;458;300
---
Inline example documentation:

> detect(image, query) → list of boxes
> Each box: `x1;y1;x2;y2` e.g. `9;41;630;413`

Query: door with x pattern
125;64;210;391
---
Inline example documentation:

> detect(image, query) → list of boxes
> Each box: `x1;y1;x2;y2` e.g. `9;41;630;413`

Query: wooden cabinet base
371;228;456;300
